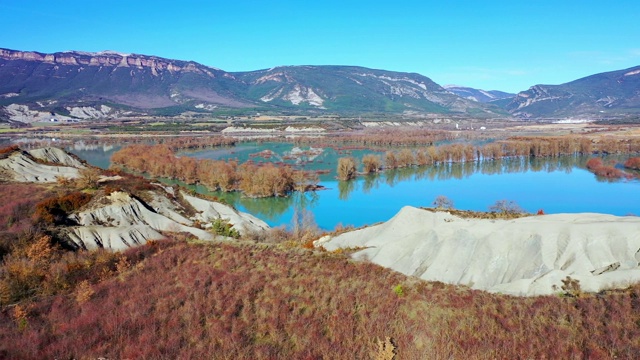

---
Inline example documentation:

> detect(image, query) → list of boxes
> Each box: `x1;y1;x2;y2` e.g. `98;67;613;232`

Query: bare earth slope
319;206;640;296
0;149;81;182
67;190;270;250
0;146;269;250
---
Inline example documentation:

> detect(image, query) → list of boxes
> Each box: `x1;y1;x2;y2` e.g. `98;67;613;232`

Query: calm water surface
66;141;640;230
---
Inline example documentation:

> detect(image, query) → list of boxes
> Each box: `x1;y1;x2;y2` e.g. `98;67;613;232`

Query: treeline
111;145;318;197
339;136;640;176
16;135;237;152
292;128;459;148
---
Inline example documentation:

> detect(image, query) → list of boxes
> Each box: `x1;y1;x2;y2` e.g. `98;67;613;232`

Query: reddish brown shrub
624;157;640;170
0;144;19;156
33;192;92;225
586;157;604;170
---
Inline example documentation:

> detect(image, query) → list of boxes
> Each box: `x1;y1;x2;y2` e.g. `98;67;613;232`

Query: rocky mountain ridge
505;65;640;118
0;48;503;120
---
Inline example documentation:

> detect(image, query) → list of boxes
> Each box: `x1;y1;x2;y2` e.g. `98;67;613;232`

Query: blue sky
1;0;639;93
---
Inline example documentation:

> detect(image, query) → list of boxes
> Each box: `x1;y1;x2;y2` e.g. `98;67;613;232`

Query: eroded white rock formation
318;206;640;296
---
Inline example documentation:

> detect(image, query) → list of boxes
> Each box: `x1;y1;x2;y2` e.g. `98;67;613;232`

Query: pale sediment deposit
318;206;640;296
67;190;269;251
0;149;81;182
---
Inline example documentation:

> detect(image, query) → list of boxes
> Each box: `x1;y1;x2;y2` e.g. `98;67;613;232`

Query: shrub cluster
292;128;455;147
111;145;317;197
585;157;628;179
33;192;93;226
0;232;161;307
336;157;357;180
624;157;640;170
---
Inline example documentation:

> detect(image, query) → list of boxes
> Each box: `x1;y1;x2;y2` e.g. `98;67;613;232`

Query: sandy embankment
318;206;640;296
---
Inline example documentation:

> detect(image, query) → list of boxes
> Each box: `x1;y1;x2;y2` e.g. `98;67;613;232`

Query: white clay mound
318;206;640;296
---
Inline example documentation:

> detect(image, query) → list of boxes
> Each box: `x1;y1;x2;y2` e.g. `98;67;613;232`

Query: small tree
489;199;524;215
362;154;381;174
385;151;397;169
337;157;357;180
76;167;102;190
433;195;454;210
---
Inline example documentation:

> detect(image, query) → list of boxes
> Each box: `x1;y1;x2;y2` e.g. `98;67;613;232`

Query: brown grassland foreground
2;236;640;359
1;182;640;358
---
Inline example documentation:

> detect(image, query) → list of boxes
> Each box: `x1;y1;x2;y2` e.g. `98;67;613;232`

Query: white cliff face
319;206;640;296
65;189;270;251
68;191;215;247
260;84;326;107
0;48;224;78
3;103;118;123
67;105;112;119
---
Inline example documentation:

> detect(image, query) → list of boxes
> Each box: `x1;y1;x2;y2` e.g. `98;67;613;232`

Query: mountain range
0;48;504;121
1;47;639;122
504;65;640;118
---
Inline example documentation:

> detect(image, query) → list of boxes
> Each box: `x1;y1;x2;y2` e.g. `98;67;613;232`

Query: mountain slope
444;85;514;103
0;48;502;119
506;65;640;118
0;48;252;116
236;66;500;115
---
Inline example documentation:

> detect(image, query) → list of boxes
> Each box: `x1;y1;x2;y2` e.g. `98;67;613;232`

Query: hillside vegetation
1;237;640;359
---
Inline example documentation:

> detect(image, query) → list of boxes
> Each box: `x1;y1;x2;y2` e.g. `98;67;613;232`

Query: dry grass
1;237;640;359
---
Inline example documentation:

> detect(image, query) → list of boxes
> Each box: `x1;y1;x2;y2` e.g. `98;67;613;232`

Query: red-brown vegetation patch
0;145;20;159
111;145;317;197
0;183;51;232
624;157;640;170
2;239;640;359
33;192;93;226
585;157;629;179
249;149;275;159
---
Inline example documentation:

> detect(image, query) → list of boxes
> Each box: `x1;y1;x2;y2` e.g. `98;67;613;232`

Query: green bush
211;218;240;239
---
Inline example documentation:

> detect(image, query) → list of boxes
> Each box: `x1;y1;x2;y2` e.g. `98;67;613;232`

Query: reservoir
67;141;640;230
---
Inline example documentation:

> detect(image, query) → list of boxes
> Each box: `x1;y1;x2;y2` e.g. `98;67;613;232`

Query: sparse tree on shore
433;195;455;210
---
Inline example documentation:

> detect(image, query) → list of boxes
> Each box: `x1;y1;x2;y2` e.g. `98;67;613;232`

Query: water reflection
338;180;356;200
335;156;587;200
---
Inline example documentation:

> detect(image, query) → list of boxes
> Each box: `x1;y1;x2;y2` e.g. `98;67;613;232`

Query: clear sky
1;0;639;93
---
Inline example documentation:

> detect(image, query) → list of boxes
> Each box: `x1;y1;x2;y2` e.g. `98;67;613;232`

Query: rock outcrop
66;190;269;251
318;206;640;296
0;150;81;182
69;191;214;249
181;192;269;234
28;147;86;168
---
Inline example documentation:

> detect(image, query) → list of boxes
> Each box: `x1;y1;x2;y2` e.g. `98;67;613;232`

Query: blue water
65;141;640;230
226;165;639;230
